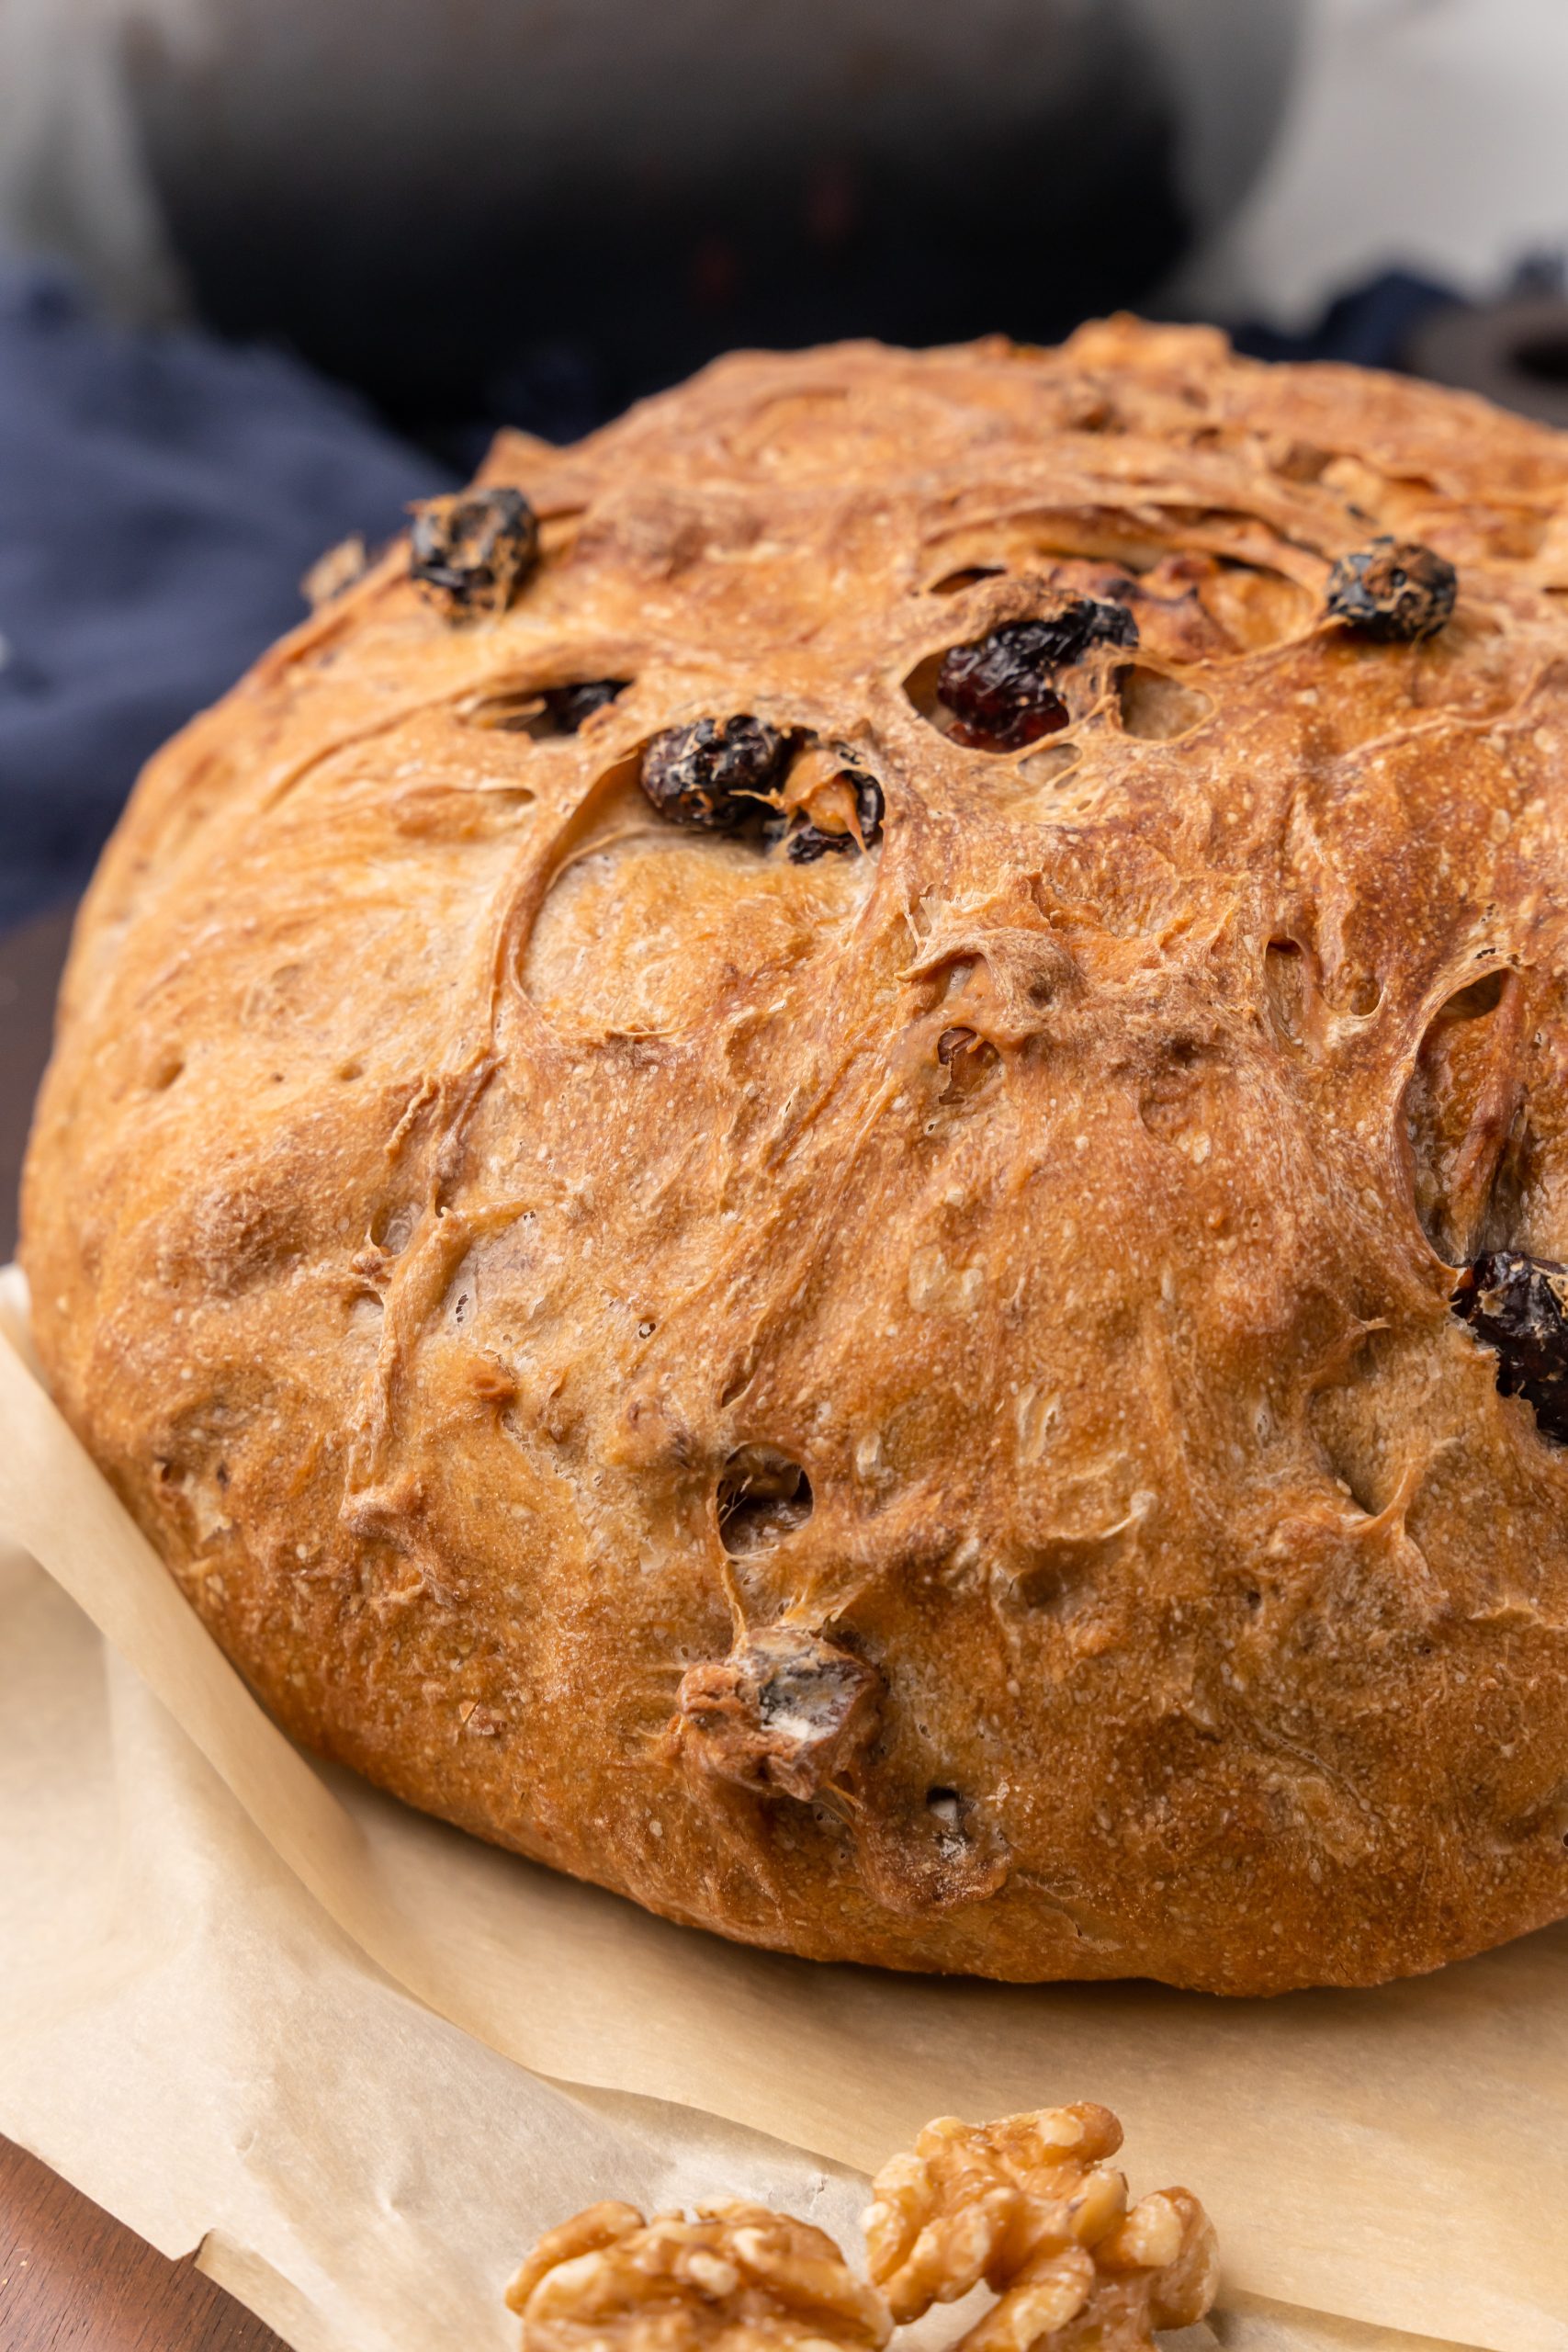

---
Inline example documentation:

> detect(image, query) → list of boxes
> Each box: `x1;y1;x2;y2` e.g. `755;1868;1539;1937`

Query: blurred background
4;0;1568;1242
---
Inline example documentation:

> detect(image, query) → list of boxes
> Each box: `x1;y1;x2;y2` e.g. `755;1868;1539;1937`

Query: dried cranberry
1453;1250;1568;1442
1325;538;1456;642
410;487;538;618
788;768;885;864
639;716;788;830
541;679;628;733
936;599;1137;751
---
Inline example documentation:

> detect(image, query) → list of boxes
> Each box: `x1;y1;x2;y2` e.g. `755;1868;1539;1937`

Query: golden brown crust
23;316;1568;1991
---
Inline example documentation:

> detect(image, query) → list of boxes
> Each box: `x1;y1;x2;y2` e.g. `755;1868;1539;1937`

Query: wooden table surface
0;2135;286;2351
2;906;288;2346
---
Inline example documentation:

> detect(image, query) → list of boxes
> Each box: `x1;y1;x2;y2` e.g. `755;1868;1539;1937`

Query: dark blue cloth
1231;267;1457;369
0;262;451;931
0;254;1468;935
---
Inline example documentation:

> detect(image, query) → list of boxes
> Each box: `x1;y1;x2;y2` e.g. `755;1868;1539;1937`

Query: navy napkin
0;261;451;931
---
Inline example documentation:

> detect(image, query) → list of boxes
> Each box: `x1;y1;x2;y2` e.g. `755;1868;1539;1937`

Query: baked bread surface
24;318;1568;1993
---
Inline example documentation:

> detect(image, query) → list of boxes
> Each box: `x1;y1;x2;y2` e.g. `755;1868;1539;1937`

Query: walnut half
863;2107;1218;2352
507;2199;895;2352
506;2107;1217;2352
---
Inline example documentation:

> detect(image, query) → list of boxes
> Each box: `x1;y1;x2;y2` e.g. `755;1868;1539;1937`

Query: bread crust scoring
24;318;1568;1993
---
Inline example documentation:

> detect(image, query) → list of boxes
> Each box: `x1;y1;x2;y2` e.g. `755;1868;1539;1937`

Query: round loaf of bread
24;319;1568;1993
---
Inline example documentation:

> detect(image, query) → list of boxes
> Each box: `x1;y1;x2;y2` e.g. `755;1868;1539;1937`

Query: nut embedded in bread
23;316;1568;1993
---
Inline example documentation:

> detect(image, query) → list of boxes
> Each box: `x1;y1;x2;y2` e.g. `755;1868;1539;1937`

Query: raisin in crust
24;319;1568;1994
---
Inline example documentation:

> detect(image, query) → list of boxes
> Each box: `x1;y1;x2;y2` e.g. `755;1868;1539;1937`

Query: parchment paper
0;1269;1557;2352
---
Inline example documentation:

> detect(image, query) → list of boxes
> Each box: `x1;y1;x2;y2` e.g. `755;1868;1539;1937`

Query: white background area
1182;0;1568;322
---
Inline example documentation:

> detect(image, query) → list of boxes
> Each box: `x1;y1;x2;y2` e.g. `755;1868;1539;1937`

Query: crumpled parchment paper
0;1272;1551;2352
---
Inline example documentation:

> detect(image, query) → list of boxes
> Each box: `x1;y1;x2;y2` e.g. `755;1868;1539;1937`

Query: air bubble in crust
543;680;628;733
1262;939;1313;1050
1405;968;1521;1264
1114;665;1213;741
1014;741;1082;788
936;1025;1000;1099
458;677;629;736
717;1444;814;1555
927;565;1007;595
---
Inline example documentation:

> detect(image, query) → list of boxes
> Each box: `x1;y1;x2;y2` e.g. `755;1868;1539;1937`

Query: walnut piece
507;2109;1217;2352
863;2107;1219;2352
508;2199;894;2352
676;1625;881;1802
